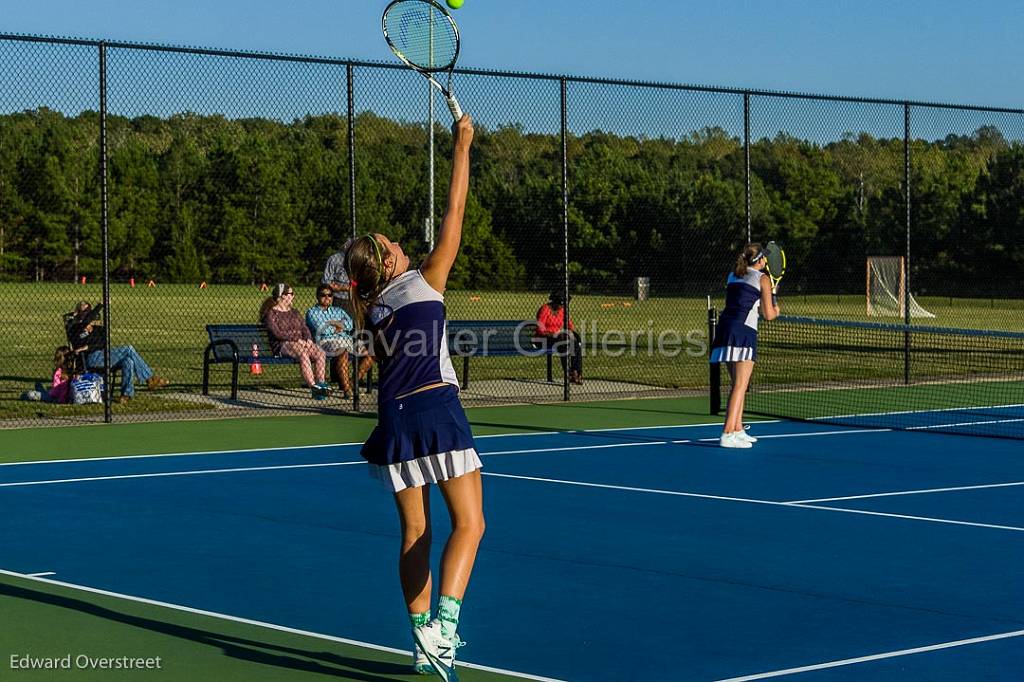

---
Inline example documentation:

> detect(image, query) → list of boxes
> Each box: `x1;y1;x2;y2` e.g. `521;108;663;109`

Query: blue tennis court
2;420;1023;680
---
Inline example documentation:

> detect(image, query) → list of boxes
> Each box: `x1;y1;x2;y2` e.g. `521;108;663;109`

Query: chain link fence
2;34;1022;428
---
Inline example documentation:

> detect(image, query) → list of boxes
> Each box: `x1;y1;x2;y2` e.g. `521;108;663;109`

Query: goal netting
866;256;935;318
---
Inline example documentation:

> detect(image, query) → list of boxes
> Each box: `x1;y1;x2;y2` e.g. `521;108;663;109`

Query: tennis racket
764;241;786;305
382;0;464;121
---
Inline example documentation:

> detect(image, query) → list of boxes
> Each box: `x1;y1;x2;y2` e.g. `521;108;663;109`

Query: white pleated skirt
368;447;483;493
709;345;757;363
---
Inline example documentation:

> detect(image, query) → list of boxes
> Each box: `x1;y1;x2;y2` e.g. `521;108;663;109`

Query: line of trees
0;107;1020;297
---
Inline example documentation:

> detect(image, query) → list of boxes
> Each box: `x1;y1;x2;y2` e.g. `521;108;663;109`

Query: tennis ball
446;0;464;8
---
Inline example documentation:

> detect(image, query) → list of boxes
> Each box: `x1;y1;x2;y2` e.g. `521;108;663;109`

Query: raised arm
421;115;475;293
759;274;780;321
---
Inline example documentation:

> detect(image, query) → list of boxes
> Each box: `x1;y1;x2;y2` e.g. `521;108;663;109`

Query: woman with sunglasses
305;285;372;399
260;283;329;399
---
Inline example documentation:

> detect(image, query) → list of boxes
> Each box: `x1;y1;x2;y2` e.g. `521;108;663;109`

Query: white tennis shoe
413;643;433;675
412;620;462;682
719;431;752;448
739;428;758;443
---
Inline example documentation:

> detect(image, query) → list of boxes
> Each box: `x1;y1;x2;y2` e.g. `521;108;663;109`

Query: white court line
0;443;670;488
26;571;55;577
483;441;674;456
715;628;1024;681
560;420;778;434
1;421;738;468
0;429;880;489
482;472;1024;533
0;461;365;488
0;569;563;682
0;442;358;468
817;402;1024;422
788;480;1024;504
909;417;1024;430
790;502;1024;533
697;428;890;442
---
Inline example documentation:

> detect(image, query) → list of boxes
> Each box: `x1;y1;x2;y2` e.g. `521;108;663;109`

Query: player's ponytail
734;243;763;278
345;234;393;333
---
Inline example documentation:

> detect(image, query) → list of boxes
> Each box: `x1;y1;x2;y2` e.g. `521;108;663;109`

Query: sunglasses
318;292;332;298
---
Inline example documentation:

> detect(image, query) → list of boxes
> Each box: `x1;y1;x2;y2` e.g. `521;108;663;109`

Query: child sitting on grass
21;346;76;403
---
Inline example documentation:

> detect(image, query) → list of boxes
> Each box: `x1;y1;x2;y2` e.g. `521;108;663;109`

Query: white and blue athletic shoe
412;620;463;682
413;643;433;675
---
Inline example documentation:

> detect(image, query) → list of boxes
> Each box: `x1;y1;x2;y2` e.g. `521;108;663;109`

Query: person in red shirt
536;290;583;384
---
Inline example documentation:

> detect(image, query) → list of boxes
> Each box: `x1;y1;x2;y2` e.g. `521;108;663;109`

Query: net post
708;305;721;415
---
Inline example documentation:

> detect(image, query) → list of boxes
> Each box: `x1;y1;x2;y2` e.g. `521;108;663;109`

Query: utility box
635;276;650;301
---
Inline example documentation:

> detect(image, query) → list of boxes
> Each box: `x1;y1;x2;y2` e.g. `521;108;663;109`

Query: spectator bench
203;321;564;399
447;319;564;389
203;324;371;400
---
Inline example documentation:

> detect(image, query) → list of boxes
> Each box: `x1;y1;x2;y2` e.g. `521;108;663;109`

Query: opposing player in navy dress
344;115;479;681
709;243;780;448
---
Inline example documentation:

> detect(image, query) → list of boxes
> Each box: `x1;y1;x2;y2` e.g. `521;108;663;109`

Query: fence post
560;78;570;402
347;63;361;412
903;102;912;384
744;92;752;243
99;42;112;423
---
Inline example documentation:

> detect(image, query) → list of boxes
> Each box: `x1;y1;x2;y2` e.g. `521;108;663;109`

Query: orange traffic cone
249;343;263;375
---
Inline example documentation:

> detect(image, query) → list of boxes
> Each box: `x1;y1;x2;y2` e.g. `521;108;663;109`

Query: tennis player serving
345;115;479;681
709;243;780;448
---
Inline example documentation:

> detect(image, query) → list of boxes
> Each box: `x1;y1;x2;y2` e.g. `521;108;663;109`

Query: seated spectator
305;286;375;399
536;290;583;384
21;346;75;403
67;302;168;403
260;284;329;399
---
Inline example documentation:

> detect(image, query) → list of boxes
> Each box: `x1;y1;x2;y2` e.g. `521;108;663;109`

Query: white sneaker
739;428;758;443
412;620;462;682
719;431;752;449
413;643;433;675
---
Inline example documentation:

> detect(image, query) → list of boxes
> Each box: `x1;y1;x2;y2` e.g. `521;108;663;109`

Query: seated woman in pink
260;283;329;399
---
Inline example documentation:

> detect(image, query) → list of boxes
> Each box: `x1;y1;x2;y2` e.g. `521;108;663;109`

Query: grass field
2;282;1022;425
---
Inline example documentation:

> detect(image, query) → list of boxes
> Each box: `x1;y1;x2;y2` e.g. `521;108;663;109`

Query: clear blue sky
3;0;1022;109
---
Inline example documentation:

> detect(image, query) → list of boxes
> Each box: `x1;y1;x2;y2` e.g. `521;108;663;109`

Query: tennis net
711;315;1024;439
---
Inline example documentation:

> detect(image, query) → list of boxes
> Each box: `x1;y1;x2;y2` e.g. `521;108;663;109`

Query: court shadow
0;581;412;680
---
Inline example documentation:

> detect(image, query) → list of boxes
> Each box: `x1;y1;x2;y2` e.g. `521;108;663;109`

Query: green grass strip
0;571;532;681
0;395;715;463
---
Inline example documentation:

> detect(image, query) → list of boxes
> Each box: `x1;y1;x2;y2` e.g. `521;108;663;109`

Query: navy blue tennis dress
361;270;482;492
709;268;764;363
